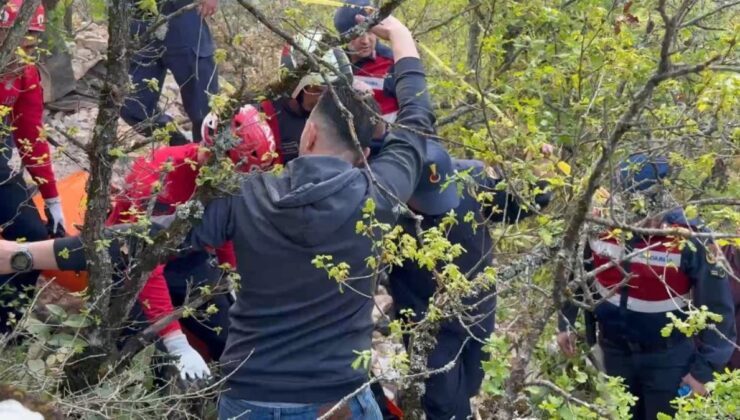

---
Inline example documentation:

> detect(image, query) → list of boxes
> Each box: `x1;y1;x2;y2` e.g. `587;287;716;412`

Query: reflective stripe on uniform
354;75;385;90
382;110;398;123
594;281;690;313
589;239;682;268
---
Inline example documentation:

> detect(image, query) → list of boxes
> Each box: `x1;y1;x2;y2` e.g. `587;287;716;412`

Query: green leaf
27;359;45;376
46;304;67;320
62;314;92;329
25;317;50;336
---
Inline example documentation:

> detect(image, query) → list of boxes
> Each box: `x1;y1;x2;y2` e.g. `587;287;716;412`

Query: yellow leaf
213;49;227;64
557;161;571;176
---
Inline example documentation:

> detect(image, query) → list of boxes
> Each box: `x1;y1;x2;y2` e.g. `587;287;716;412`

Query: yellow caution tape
297;0;362;7
418;41;511;125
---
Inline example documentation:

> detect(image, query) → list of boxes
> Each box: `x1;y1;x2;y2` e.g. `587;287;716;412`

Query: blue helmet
617;153;671;193
408;141;460;216
333;0;374;35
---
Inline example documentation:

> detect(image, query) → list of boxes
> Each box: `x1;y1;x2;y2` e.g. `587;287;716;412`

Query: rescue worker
557;154;736;420
260;31;353;164
0;15;430;418
111;104;276;380
389;141;552;419
0;0;66;333
121;0;219;145
334;0;399;124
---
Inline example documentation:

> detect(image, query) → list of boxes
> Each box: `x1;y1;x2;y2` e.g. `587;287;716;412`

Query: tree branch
0;0;41;69
525;379;610;417
318;338;470;420
586;215;740;240
682;0;740;27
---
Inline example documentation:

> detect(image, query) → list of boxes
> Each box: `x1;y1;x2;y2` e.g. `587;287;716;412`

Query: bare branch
586;215;740;240
682;0;740;27
525;379;610;417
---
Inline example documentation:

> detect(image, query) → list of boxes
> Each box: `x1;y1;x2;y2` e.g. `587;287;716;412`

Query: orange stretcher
31;170;90;292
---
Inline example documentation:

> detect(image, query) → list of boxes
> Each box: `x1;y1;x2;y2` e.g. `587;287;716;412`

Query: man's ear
306;121;319;152
300;120;318;155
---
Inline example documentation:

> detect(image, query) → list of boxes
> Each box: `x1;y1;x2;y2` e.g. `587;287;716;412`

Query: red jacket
0;65;58;198
108;144;236;336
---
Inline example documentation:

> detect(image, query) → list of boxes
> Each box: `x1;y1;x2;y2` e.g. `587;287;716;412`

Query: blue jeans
218;387;383;420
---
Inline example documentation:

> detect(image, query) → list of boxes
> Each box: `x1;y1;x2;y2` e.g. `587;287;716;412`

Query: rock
374;294;393;314
34;277;84;320
79;38;107;53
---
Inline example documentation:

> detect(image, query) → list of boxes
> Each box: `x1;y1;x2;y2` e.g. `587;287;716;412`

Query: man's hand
352;79;374;96
163;331;211;381
556;331;577;357
198;0;218;18
44;197;67;238
540;143;555;156
355;14;408;42
682;373;708;396
355;15;418;61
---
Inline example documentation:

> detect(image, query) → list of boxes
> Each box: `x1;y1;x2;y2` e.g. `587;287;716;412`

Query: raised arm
365;16;435;203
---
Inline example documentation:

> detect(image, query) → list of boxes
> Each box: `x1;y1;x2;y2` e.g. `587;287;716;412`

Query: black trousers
601;338;693;420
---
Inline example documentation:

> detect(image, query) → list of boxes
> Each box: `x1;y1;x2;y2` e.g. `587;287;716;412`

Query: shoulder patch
709;266;726;278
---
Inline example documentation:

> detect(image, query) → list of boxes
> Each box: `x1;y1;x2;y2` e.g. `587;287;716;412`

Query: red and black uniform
109;143;233;359
352;44;399;123
0;65;58;333
560;210;736;420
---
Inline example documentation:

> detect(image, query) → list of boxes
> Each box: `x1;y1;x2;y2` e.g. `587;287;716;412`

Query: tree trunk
64;0;130;391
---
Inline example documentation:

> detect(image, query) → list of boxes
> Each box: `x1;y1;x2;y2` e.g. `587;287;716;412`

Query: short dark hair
312;85;378;153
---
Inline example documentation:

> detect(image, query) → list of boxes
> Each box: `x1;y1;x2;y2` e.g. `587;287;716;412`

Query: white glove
162;331;211;381
44;197;66;236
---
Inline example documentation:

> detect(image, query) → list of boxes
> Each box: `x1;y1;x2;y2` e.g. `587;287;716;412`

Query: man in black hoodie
0;15;432;420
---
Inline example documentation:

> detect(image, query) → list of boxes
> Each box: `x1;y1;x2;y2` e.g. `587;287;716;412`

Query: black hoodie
184;57;433;403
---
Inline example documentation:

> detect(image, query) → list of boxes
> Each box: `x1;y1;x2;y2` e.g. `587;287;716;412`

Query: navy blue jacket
177;57;432;402
389;160;551;339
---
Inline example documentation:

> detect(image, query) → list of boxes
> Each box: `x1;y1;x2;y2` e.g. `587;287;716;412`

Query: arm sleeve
52;197;236;270
368;57;434;203
13;65;58;199
183;196;236;252
137;264;182;337
383;65;397;99
685;241;737;383
558;303;580;332
215;241;237;268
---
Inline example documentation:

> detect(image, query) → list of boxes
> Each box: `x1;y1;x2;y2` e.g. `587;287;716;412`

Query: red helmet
0;0;45;32
201;105;276;172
